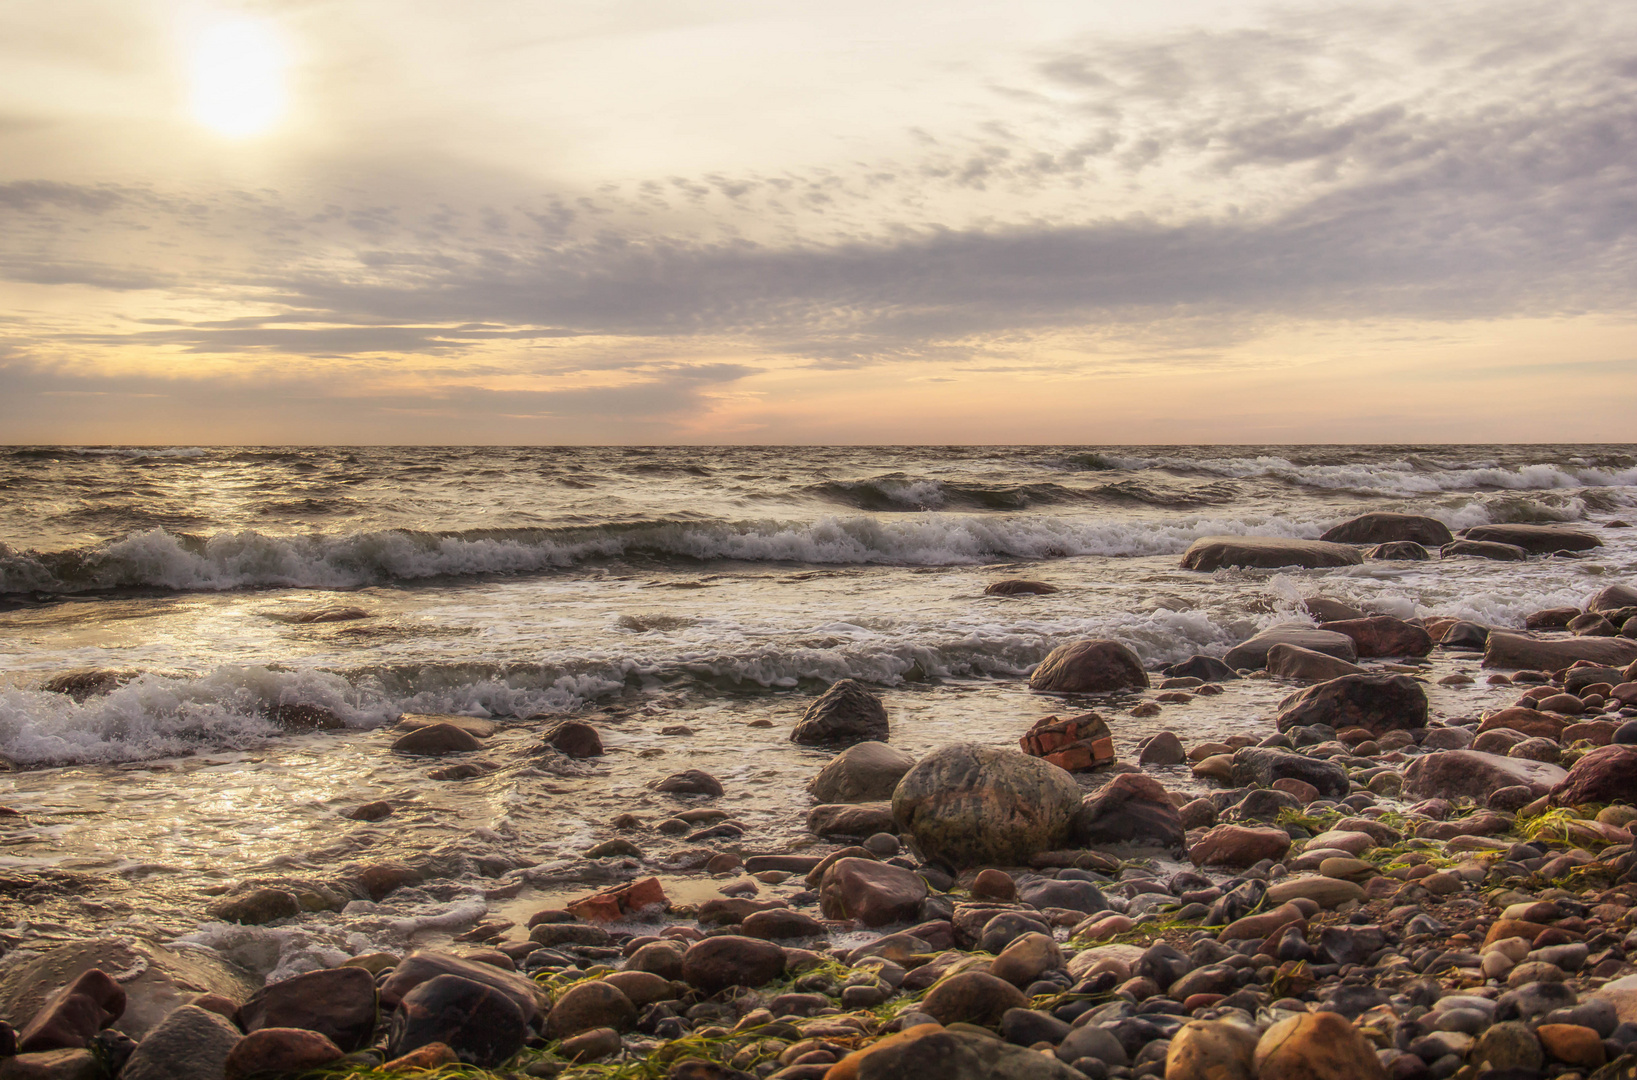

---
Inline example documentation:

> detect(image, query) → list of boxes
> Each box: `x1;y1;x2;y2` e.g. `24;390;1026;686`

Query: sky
0;0;1633;444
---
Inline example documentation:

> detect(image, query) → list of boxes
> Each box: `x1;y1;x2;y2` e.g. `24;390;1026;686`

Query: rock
1470;1021;1544;1071
223;1029;344;1080
891;744;1084;869
1188;825;1291;868
391;722;483;756
378;951;542;1023
1162;656;1241;682
990;933;1063;987
1536;1024;1605;1068
1318;925;1386;966
1137;731;1185;766
1303;597;1367;621
565;876;669;922
1265;644;1364;682
1254;1010;1387;1080
1229;747;1349;798
1461;524;1602;553
1484;631;1637;671
1401;750;1567;801
1016;878;1108;914
740;909;827;940
653;769;724;796
0;1049;106;1080
986;579;1059;596
1478;706;1567;740
237;966;376;1052
380;1042;460;1070
809;802;897;838
971;869;1016;902
1422;726;1474;750
600;971;673;1009
1440;621;1490;649
544;981;636;1039
829;1023;1083;1080
1272;674;1428;736
1165;1019;1260;1080
1180;536;1363;572
1265;876;1364;909
1224;624;1359;671
543;721;603;757
1271;777;1319;803
1318;616;1434;658
808;742;916;803
1443;538;1530;560
819;858;928;927
1550;744;1637;806
920;971;1028;1026
15;970;124;1053
1018;713;1115;771
1076;773;1184;848
1322;513;1453;546
1589;584;1637;612
790;680;890;747
120;1005;242;1080
386;975;528;1068
209;887;300;925
0;937;253;1044
624;943;685;981
680;936;786;993
1368;541;1430;560
1028;640;1149;694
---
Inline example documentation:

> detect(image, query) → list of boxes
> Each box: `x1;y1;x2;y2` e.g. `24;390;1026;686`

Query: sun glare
189;18;288;138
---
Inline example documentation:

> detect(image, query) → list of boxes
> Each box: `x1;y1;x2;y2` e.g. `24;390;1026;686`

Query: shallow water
0;444;1632;981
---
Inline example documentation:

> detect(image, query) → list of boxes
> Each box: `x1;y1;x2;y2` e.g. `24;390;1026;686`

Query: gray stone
120;1005;241;1080
808;741;916;803
892;744;1083;869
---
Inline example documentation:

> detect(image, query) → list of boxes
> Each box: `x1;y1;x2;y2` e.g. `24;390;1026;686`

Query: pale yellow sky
0;0;1633;442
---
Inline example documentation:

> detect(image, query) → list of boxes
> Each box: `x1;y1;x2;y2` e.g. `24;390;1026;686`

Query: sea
0;444;1633;980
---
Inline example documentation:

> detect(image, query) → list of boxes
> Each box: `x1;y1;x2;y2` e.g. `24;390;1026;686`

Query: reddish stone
1188;825;1291;868
1028;640;1149;693
16;969;125;1053
1551;744;1637;807
1318;616;1433;658
223;1028;344;1080
819;858;928;927
566;877;669;923
1019;712;1114;772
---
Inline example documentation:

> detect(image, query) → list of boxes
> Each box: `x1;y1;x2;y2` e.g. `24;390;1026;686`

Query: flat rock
1265;644;1363;682
985;579;1058;596
1484;632;1637;671
1265;876;1364;909
1443;539;1529;561
1402;750;1567;802
1223;624;1358;671
1461;524;1602;553
1180;536;1362;572
1188;825;1291;868
808;802;897;838
1229;747;1348;798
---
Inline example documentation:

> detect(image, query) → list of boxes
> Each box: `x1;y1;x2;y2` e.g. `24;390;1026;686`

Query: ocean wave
0;513;1331;595
807;475;1085;511
1160;455;1637;497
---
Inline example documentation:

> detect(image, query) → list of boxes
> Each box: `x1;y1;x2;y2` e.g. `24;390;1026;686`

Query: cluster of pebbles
3;514;1637;1080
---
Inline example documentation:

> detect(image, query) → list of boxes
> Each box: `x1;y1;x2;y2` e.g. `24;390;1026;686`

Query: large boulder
1180;537;1362;572
1018;712;1115;771
789;679;889;747
1402;750;1567;801
1223;624;1358;671
1028;640;1149;693
1229;748;1349;799
1272;674;1429;736
819;858;928;926
0;937;254;1042
1550;744;1637;807
891;744;1084;869
1265;644;1363;682
1076;773;1184;848
1320;513;1453;546
1461;524;1602;554
1483;632;1637;671
1317;616;1433;658
807;741;916;803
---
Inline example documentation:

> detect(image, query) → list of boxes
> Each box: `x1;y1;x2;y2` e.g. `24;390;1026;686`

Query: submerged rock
1402;750;1567;801
789;679;890;747
1028;640;1149;694
1461;523;1603;553
1320;512;1453;546
1180;536;1362;571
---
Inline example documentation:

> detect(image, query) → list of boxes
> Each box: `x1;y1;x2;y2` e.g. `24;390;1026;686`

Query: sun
189;17;289;138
